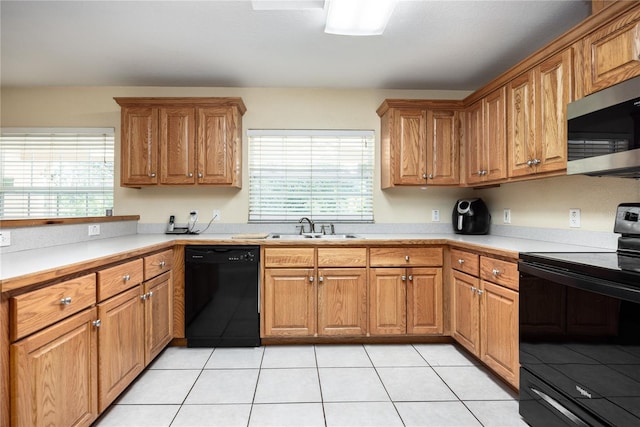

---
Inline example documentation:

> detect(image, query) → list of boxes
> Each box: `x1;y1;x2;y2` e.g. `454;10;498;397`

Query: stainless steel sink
267;233;360;239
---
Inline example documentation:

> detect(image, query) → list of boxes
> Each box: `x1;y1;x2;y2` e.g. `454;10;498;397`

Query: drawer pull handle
60;297;72;305
123;274;131;281
405;255;410;261
458;259;465;264
159;260;166;268
92;319;102;328
492;269;501;276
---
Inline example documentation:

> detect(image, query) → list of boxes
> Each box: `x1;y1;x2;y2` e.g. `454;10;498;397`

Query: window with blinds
0;128;114;218
248;130;374;223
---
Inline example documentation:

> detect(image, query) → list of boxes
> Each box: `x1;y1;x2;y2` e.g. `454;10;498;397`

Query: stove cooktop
520;251;640;288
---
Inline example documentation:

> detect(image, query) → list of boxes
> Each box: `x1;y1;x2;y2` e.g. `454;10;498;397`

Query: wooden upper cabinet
377;100;463;188
120;107;159;186
159;107;196;184
463;88;507;186
115;97;246;188
427;110;460;185
582;6;640;95
508;49;572;178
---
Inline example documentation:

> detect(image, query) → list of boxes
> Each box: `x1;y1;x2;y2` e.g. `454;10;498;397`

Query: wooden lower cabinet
369;267;443;336
144;271;173;363
263;268;316;337
97;286;145;412
317;268;367;336
480;280;519;387
451;269;519;388
11;308;99;427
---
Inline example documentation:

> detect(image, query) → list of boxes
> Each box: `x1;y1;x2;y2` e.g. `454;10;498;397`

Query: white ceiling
0;0;592;90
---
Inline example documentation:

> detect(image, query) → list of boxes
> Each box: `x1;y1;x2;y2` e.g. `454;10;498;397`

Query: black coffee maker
452;198;491;235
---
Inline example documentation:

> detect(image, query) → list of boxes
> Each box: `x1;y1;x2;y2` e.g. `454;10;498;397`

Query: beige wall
1;86;638;231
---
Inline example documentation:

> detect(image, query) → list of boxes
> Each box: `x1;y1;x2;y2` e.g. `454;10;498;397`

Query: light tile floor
94;343;526;427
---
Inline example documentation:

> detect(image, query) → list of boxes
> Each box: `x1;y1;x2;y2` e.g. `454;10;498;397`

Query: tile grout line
364;344;407;427
246;345;266;427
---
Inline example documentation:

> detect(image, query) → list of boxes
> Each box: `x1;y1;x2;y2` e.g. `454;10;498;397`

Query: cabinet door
451;270;480;356
508;71;536;178
263;268;315;337
480;281;519;389
394;109;427;185
159;107;196;184
144;271;173;364
317;268;367;336
536;49;572;174
97;286;145;412
407;268;443;335
121;107;158;186
583;8;640;95
426;110;459;185
11;308;98;427
197;106;239;185
464;100;485;185
369;268;406;335
484;87;508;182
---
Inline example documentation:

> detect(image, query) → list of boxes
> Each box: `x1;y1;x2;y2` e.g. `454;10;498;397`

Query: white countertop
0;233;612;284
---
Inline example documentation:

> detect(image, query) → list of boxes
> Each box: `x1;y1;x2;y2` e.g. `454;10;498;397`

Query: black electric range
518;204;640;427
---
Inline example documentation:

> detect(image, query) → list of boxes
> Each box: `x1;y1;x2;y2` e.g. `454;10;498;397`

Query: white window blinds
0;128;114;218
248;130;374;223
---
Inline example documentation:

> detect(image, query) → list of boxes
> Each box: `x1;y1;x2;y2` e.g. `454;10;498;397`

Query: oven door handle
529;386;589;427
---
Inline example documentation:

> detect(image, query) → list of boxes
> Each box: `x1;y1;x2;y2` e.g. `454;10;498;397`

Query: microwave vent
567;139;629;161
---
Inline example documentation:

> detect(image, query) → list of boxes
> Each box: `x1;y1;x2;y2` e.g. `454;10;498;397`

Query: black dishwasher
185;246;260;347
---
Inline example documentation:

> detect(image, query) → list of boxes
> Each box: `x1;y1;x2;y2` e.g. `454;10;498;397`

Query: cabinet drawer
97;259;144;302
318;248;367;267
144;249;174;280
480;256;518;291
10;273;97;341
370;247;442;267
450;249;479;276
264;247;315;267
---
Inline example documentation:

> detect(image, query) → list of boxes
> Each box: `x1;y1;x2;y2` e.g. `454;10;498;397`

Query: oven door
518;259;640;427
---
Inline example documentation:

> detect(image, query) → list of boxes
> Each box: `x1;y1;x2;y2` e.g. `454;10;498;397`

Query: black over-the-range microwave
567;75;640;178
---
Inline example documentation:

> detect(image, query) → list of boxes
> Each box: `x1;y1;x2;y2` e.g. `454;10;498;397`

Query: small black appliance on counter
452;198;490;235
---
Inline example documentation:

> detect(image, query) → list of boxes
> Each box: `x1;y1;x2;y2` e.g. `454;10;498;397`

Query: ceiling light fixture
324;0;398;36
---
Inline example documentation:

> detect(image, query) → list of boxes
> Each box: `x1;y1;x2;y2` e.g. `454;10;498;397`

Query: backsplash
0;220;138;253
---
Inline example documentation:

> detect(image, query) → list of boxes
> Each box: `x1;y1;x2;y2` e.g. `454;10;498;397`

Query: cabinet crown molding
114;97;247;114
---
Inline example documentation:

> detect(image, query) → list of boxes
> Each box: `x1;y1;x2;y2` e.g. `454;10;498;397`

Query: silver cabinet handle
60;297;72;305
492;269;501;276
405;255;410;261
422;173;427;179
428;174;433;179
148;291;153;298
477;289;484;296
159;260;166;268
92;319;102;328
471;286;477;293
309;276;314;282
532;159;541;165
408;275;413;281
141;293;148;301
402;275;407;281
477;170;487;176
198;172;203;178
150;172;156;177
123;274;131;282
319;276;324;283
458;259;465;264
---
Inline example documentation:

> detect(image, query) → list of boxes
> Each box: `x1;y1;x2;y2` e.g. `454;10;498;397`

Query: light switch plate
503;209;511;224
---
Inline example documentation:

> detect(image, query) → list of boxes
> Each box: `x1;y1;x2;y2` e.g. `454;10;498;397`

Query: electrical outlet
431;209;440;222
88;224;100;236
503;208;511;224
0;231;11;247
213;209;221;222
569;208;581;228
